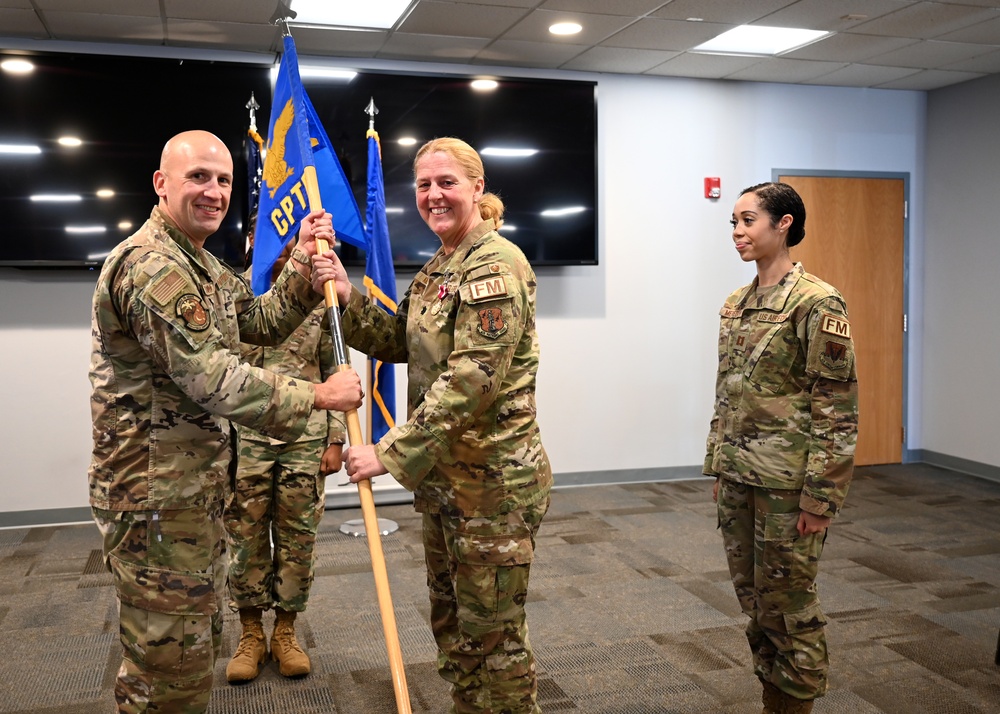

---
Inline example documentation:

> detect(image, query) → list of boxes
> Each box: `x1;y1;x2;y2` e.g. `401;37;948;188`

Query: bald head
153;130;234;246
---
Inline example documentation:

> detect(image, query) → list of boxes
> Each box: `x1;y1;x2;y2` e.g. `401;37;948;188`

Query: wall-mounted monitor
301;70;598;268
0;50;597;270
0;50;270;268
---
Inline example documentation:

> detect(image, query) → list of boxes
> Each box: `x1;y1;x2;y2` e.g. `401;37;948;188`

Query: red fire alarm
704;177;721;199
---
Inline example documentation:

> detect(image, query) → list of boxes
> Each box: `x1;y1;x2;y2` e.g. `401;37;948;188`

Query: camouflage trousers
424;497;549;714
717;478;829;700
92;503;226;714
224;438;326;612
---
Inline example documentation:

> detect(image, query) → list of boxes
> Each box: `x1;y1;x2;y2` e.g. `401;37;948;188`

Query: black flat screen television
302;70;598;268
0;50;598;270
0;50;271;268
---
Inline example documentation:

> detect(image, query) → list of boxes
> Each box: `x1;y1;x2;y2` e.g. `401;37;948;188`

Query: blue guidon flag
252;34;364;295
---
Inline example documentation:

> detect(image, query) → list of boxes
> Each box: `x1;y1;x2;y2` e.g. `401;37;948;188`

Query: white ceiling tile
164;0;277;24
601;18;733;51
377;33;490;62
650;0;796;24
44;12;164;42
0;0;33;8
934;15;1000;45
0;8;47;36
784;32;919;62
560;46;680;73
725;57;850;83
474;39;589;68
644;52;765;78
540;0;666;16
867;40;998;69
850;2;1000;40
34;0;159;16
501;9;637;44
291;27;388;56
399;1;527;38
942;48;1000;73
875;67;986;89
759;0;914;31
165;19;278;51
801;63;920;87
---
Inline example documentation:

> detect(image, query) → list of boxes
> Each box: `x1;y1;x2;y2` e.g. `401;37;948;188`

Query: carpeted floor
0;463;998;713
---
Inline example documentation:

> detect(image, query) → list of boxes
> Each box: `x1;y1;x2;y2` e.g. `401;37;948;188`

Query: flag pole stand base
339;518;399;538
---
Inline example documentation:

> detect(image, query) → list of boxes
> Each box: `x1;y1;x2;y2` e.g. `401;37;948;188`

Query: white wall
923;73;1000;468
0;63;926;516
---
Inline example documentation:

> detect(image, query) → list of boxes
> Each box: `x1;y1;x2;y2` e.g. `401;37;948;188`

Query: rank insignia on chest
477;307;508;339
176;293;210;331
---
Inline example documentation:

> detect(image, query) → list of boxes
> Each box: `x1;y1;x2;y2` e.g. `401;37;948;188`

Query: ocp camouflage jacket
704;263;859;517
89;207;321;511
341;219;552;517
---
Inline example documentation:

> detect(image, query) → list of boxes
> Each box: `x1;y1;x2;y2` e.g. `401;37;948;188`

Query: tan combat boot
270;609;311;677
226;607;268;683
761;680;814;714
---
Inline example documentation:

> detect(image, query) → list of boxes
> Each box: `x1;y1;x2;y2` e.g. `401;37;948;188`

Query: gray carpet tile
0;464;998;712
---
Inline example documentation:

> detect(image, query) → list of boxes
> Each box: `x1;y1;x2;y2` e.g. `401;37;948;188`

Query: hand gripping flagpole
275;20;412;714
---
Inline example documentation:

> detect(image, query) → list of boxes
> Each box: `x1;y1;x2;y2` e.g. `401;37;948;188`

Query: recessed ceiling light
290;0;411;29
118;221;133;230
686;17;704;22
398;137;418;146
58;136;83;147
97;189;115;198
1;59;34;74
693;25;829;56
471;79;498;91
549;22;582;36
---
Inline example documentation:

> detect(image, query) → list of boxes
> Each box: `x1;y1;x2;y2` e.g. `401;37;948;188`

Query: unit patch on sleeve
820;313;851;339
175;294;210;331
477;307;508;340
821;340;848;369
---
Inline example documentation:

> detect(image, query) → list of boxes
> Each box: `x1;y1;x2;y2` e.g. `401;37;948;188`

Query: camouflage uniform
226;303;346;613
341;219;552;713
89;207;322;713
704;263;858;702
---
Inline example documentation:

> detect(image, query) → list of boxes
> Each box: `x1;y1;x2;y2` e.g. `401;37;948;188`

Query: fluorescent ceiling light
58;136;83;147
398;137;418;146
96;189;115;198
471;79;498;92
481;147;538;158
299;66;357;81
66;225;107;234
118;221;133;230
693;25;829;56
385;207;404;214
31;194;82;202
501;224;516;231
1;59;34;74
0;143;41;155
541;206;586;217
290;0;410;29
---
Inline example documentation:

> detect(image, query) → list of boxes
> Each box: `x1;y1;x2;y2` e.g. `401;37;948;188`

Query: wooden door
779;174;905;465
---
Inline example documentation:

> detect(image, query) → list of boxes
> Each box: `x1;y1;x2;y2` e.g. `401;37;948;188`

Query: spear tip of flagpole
269;1;296;33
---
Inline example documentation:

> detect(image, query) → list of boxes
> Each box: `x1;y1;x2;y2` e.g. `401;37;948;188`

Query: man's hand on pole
293;209;334;280
314;370;363;411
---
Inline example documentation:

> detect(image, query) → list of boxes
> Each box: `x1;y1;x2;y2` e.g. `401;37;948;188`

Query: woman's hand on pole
344;444;389;483
311;250;352;305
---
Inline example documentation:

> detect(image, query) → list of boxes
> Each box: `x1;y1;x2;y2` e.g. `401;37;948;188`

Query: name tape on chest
466;274;509;303
820;313;851;339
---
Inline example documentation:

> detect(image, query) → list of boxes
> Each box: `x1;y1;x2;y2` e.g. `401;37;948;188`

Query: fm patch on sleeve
148;268;188;307
477;307;508;339
466;275;508;303
820;313;851;339
175;294;210;331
